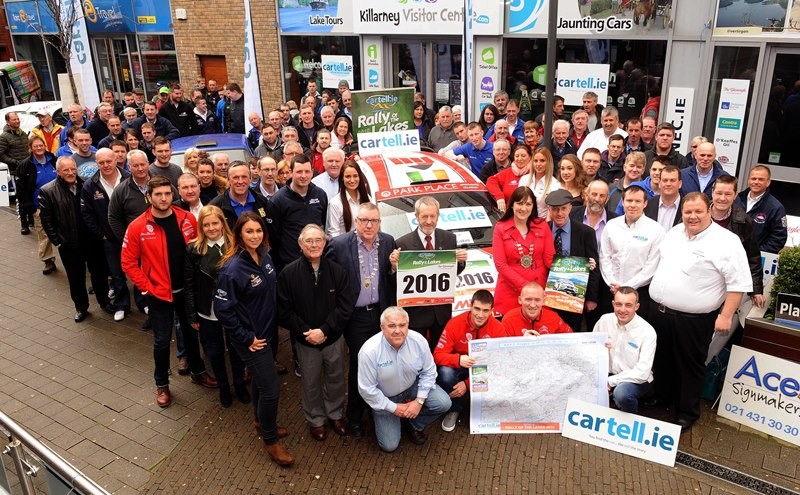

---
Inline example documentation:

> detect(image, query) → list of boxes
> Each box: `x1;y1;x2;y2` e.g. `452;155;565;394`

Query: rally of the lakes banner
544;256;590;314
351;87;420;156
397;250;457;307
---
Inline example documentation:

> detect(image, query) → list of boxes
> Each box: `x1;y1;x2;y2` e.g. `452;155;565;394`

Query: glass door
112;38;134;93
391;41;425;92
752;48;800;216
389;39;462;110
92;37;134;96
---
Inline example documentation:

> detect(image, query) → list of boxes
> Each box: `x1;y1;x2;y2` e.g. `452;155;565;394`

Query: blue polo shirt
454;140;494;176
230;191;256;218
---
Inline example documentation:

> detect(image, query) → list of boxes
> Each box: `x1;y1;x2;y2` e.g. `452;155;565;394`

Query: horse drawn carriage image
631;0;673;31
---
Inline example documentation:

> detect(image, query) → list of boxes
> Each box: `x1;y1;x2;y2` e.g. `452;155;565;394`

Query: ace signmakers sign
718;346;800;447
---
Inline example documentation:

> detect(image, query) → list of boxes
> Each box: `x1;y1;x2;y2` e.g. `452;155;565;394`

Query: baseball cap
35;109;52;117
159;87;169;95
133;88;144;95
545;189;575;207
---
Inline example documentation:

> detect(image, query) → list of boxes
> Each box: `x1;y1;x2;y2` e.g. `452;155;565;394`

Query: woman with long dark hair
413;101;432;144
215;211;293;466
197;159;227;204
491;186;555;315
185;205;248;408
332;116;359;158
479;104;500;134
326;160;372;238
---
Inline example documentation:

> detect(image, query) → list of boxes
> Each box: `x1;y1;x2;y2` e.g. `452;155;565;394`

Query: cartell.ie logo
365;94;399;110
481;48;495;64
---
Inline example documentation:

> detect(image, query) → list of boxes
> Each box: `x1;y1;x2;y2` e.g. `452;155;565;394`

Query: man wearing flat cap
545;189;601;331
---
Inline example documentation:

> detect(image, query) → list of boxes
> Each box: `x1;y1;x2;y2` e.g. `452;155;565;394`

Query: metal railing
0;410;110;495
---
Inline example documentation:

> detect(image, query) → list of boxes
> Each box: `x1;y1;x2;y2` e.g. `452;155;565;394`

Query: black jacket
269;182;328;270
39;176;86;248
644;149;688;175
192;110;221;135
277;256;354;349
88;118;110;147
543;138;578;163
478;158;510;184
394;228;465;329
325;231;397;312
643;195;683;228
548;220;601;304
129;115;180;141
80;168;130;242
159;100;195;137
98;131;126;149
184;241;226;324
15;152;56;211
722;205;764;295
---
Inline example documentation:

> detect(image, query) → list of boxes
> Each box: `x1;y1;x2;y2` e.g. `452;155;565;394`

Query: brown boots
264;442;294;466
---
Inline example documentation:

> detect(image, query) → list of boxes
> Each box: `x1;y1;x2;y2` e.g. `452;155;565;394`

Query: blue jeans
372;381;451;453
231;342;280;445
436;366;469;413
612;381;652;414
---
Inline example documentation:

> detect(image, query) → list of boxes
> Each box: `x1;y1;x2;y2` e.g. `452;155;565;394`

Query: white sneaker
441;411;459;432
114;310;126;322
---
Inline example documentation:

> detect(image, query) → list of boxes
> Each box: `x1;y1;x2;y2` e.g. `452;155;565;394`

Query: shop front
4;0;177;103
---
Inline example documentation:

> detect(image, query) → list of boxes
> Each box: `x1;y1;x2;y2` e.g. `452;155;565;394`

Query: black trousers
584;279;614;332
410;320;447;352
650;304;716;423
58;241;109;312
344;306;381;425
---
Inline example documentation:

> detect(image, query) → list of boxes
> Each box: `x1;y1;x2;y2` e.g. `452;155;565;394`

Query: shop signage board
714;0;797;36
0;170;9;207
556;63;610;107
352;88;419;156
6;1;59;34
713;79;750;175
506;0;675;35
84;0;136;34
132;0;173;33
718;346;800;447
663;87;694;156
278;1;353;33
353;0;466;35
562;399;681;467
321;55;354;89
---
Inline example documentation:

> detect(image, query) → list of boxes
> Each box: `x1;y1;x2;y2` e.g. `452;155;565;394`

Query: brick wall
0;1;16;61
171;0;284;115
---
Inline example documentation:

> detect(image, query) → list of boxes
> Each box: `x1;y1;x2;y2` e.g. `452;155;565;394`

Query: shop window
757;53;800;170
133;35;179;96
282;35;361;104
503;39;666;123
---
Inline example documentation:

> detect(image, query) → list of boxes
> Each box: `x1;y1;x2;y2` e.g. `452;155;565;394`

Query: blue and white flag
61;0;100;110
243;0;263;120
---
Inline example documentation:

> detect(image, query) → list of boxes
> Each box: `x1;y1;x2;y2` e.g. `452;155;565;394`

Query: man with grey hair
40;156;112;322
278;224;354;441
312;147;344;199
390;196;467;350
320;106;336;131
211;152;230;178
88;102;114;146
488;119;515;146
358;306;451;452
545;119;578;162
80;148;130;321
427;106;456;152
60;103;89;143
274;129;311;162
583;91;604;132
325;202;398;437
493;90;510;115
571;109;590;148
478;137;512;183
577;106;628;158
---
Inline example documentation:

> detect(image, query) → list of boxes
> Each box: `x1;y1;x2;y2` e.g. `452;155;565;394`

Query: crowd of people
0;79;791;467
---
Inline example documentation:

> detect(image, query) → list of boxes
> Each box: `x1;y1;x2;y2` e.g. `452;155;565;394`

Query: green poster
397;250;458;307
351;87;416;135
543;256;590;313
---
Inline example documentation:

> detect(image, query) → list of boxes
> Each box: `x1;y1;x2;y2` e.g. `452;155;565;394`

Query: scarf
511;161;530;177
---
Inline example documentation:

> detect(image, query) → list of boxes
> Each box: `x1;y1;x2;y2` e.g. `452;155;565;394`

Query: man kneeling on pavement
358;306;451;452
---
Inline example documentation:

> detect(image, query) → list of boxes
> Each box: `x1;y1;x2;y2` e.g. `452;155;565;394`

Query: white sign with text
321;55;354;89
664;87;694;156
556;63;610;107
714;79;750;175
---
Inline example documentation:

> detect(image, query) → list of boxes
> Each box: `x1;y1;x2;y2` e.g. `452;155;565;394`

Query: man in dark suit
389;197;468;351
546;190;600;332
325;202;398;438
569;179;617;331
643;165;683;232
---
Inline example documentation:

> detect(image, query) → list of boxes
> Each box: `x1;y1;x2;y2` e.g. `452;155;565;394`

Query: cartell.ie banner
351;87;420;156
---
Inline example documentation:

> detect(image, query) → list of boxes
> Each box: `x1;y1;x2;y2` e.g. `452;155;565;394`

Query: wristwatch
415;397;425;405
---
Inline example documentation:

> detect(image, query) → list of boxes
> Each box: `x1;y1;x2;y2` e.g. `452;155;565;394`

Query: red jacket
121;206;197;303
486;166;528;204
502;306;573;336
433;311;508;369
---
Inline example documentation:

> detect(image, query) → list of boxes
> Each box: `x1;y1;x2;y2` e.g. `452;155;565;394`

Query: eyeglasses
357;218;380;225
302;238;325;245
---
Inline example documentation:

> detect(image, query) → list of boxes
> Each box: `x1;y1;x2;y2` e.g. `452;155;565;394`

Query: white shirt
311;172;340;199
657;196;680;232
600;215;665;289
577;127;629;158
593;313;656;387
417;228;435;248
649;222;753;313
326;192;367;238
746;191;765;213
99;171;121;199
519;173;562;218
358;331;437;414
186;200;203;220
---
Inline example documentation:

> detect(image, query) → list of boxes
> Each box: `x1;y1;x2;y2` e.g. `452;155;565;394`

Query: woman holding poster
492;186;555;315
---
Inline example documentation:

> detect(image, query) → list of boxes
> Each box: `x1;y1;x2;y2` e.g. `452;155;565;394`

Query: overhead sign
6;1;59;33
84;0;136;34
713;79;750;175
353;0;465;35
278;1;352;32
718;346;800;447
397;250;457;307
506;0;674;35
562;398;681;467
663;87;695;156
714;0;792;37
132;0;173;32
556;63;610;107
321;55;354;89
472;0;504;35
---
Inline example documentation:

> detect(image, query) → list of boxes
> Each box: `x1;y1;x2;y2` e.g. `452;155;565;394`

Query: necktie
425;235;433;251
554;228;563;256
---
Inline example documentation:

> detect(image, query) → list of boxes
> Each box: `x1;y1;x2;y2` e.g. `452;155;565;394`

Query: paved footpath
0;207;798;494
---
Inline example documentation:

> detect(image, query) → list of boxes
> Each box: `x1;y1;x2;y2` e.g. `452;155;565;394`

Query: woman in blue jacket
214;211;294;467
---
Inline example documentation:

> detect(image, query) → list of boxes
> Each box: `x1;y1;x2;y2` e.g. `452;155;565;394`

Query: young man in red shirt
502;282;573;336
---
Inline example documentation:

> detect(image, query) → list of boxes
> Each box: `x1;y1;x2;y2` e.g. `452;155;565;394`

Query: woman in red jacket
492;186;555;316
486;143;533;214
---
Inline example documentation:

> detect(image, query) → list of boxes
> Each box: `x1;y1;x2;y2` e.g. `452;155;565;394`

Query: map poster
397;250;458;307
469;334;609;434
544;256;590;313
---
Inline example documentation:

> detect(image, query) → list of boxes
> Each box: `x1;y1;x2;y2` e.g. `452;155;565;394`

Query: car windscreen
170;148;251;169
378;192;501;248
